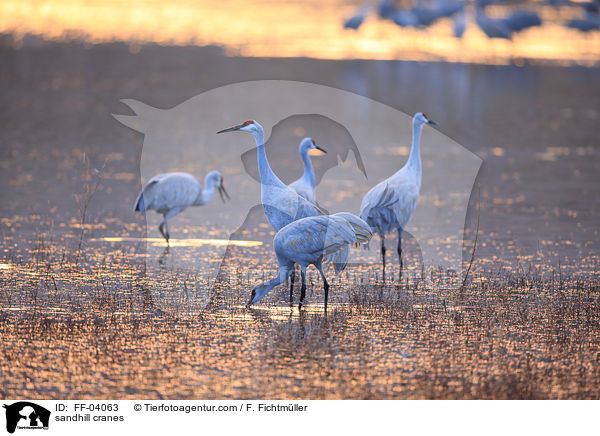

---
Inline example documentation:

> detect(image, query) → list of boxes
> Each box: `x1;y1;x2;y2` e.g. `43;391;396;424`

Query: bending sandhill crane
289;137;327;204
504;10;542;32
389;0;464;28
568;12;600;31
134;171;230;244
474;6;541;39
344;5;370;30
360;112;437;282
248;213;372;311
217;120;324;301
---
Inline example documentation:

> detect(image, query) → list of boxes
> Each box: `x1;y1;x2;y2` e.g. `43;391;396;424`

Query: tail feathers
325;245;350;275
134;192;145;213
332;212;373;244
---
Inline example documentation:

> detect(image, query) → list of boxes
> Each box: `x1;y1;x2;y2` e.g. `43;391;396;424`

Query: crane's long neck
300;148;316;188
253;264;292;302
406;122;424;178
260;272;286;294
194;176;215;206
253;130;285;188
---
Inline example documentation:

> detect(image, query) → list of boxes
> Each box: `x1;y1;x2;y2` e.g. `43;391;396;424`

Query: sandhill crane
378;0;398;19
568;12;600;31
475;6;542;39
344;5;370;30
289;137;327;204
359;112;437;282
504;10;542;32
387;0;464;28
248;213;372;311
454;7;466;38
134;171;229;244
476;7;512;39
217;120;326;302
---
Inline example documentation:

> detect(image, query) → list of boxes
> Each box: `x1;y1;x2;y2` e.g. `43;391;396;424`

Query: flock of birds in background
344;0;600;38
135;112;437;311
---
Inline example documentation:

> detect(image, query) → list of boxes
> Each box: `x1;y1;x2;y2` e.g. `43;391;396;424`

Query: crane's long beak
428;119;439;126
315;145;327;153
217;124;243;134
218;183;230;203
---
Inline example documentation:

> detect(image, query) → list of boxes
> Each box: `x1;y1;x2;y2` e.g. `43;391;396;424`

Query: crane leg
158;221;169;245
317;266;330;314
289;268;296;304
381;236;386;282
298;269;306;310
160;209;182;245
397;228;403;283
164;220;170;243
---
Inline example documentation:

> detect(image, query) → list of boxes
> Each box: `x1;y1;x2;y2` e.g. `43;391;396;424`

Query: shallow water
0;39;599;398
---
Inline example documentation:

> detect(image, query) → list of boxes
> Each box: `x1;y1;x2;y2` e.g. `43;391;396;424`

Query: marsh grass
0;232;598;399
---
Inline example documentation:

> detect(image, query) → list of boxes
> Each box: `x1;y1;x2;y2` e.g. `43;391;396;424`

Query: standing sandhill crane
476;7;512;39
248;213;372;311
217;120;325;301
289;137;327;204
360;112;437;282
453;7;466;38
134;171;230;244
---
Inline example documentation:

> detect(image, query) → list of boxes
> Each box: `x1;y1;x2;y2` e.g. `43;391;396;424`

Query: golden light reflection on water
230;303;346;321
1;0;599;64
92;236;262;247
1;224;600;399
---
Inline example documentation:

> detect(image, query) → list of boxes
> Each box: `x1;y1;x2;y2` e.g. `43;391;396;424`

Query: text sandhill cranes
134;171;229;244
360;112;437;283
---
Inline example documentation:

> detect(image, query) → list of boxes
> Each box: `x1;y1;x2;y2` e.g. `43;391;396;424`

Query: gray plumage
134;171;229;244
248;213;373;311
360;112;436;282
289;137;326;204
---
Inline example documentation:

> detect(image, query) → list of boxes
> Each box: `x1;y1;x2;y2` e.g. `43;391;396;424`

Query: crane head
217;119;262;134
414;112;438;126
300;137;327;155
206;171;230;203
247;285;267;307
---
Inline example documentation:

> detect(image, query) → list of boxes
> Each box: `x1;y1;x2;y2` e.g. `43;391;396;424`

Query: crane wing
331;212;373;244
135;173;202;213
359;180;419;235
289;179;315;204
295;193;326;220
134;178;160;212
275;215;357;265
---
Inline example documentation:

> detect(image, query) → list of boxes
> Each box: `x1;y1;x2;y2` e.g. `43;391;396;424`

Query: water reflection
92;236;262;247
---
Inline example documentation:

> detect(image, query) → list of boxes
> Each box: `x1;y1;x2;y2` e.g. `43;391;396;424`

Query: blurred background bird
134;171;229;244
